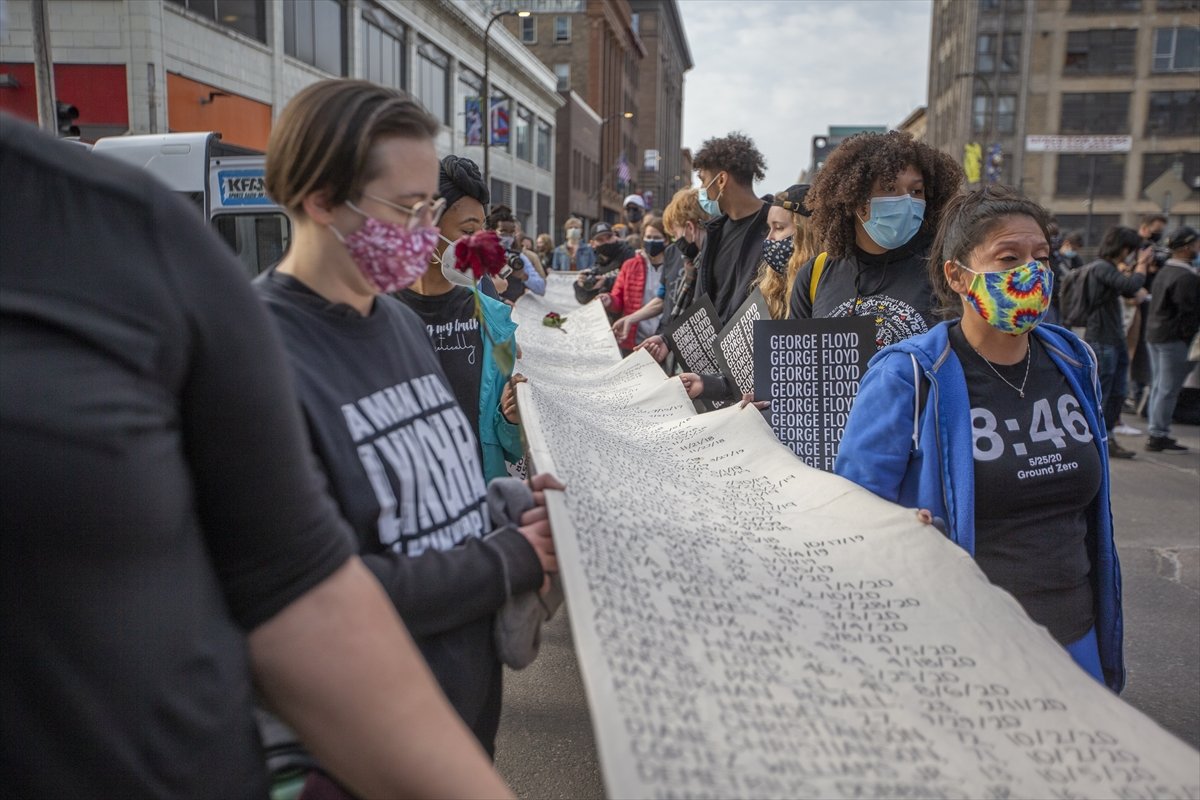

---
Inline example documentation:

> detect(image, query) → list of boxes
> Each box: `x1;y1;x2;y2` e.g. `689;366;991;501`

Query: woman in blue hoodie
836;185;1123;692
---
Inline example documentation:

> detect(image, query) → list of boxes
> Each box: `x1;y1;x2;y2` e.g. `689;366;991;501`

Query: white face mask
566;228;582;241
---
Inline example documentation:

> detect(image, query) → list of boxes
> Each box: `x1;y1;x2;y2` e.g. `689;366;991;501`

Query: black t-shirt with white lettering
397;286;484;437
254;269;543;753
949;324;1102;645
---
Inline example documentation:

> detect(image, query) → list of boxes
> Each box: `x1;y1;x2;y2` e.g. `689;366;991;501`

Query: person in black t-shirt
0;116;511;798
788;131;963;345
837;185;1124;691
397;154;524;481
253;81;562;779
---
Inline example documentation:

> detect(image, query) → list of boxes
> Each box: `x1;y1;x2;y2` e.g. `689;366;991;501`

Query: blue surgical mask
697;174;722;217
859;194;925;251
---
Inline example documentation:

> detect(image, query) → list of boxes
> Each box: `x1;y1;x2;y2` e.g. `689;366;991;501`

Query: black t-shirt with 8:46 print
949;324;1102;645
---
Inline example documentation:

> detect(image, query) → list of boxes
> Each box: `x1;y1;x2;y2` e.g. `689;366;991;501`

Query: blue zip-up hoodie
835;321;1125;692
477;291;523;481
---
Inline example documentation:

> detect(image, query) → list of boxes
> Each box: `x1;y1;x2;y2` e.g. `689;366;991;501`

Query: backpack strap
808;251;829;305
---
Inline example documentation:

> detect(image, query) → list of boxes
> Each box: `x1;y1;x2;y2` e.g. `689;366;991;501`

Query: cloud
679;0;932;193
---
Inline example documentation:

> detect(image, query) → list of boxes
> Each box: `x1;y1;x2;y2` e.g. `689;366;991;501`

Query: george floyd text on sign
753;316;877;470
713;289;767;398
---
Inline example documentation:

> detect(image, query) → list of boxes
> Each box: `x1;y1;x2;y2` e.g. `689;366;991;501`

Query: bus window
212;213;291;276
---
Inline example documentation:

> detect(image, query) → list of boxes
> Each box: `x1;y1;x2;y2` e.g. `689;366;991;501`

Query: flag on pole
616;153;632;184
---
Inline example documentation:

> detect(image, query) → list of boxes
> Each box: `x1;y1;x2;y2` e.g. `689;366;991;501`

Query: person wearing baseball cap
623;194;647;234
1144;225;1200;452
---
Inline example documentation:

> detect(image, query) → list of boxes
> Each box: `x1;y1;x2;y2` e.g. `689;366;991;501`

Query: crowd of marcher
3;75;1198;798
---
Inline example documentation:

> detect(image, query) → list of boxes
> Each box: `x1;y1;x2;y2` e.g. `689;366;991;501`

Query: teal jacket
477;291;523;481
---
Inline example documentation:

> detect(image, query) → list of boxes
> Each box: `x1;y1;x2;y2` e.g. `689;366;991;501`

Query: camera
1142;241;1170;268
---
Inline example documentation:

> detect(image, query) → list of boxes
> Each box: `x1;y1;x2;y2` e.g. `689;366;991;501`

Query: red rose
454;230;506;280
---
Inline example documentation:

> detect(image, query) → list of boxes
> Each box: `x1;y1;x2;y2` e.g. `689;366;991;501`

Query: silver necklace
971;340;1032;398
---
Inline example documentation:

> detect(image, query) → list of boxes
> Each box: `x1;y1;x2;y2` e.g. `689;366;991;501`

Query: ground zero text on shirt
340;373;489;555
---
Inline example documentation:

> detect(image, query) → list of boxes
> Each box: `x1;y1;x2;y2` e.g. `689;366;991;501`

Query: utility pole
31;0;57;134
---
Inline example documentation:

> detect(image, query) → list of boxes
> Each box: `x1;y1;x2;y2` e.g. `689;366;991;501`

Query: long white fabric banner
514;273;1199;800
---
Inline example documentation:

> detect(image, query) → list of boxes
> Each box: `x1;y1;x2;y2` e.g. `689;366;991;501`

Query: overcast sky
678;0;932;194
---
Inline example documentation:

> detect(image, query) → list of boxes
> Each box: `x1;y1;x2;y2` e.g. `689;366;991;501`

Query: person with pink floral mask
253;80;562;793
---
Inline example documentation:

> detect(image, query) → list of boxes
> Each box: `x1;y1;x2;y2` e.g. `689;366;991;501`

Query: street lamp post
482;9;529;186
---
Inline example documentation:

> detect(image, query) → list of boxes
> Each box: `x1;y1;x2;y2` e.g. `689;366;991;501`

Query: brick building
503;0;645;223
554;88;603;233
627;0;691;216
0;0;562;235
926;0;1199;245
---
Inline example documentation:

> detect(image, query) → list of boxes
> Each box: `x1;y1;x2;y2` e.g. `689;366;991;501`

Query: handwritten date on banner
510;274;1200;800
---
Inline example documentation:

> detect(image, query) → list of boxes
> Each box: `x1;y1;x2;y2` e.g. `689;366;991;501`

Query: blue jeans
1147;341;1191;438
1092;342;1129;432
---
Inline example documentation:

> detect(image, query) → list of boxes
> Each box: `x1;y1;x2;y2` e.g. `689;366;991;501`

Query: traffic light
56;101;80;138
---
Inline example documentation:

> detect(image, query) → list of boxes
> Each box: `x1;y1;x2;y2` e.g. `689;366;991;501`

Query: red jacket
608;253;654;350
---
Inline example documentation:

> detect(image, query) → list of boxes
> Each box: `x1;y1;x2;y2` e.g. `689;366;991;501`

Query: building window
416;39;449;125
361;6;405;89
1157;0;1200;9
976;33;1020;72
553;63;571;91
520;16;536;44
1060;92;1130;134
284;0;346;75
572;150;581;190
490;178;511;209
1068;0;1141;11
631;12;640;34
554;16;571;43
537;193;551;239
516;186;533;231
536;120;552;170
1064;29;1136;74
972;94;1017;135
1147;90;1200;136
514;106;533;162
166;0;267;42
1153;28;1200;73
1055;154;1127;197
1141;153;1200;192
1055;214;1120;248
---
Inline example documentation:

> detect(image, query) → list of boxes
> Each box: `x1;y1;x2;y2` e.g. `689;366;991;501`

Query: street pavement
494;423;1200;799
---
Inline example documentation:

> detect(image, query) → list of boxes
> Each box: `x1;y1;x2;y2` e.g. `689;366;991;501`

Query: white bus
92;132;289;276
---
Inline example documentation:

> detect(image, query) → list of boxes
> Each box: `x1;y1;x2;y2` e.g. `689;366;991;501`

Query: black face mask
674;238;700;261
1147;230;1163;244
625;206;645;223
595;241;624;264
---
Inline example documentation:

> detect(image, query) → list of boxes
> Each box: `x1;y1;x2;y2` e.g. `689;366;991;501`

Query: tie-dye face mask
957;259;1054;335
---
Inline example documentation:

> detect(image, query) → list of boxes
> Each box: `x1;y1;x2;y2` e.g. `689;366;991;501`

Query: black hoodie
788;230;938;349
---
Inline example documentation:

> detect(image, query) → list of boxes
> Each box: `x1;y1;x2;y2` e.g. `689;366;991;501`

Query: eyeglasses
363;194;447;230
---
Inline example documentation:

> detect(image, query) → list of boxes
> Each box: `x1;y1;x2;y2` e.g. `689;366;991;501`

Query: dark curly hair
928;184;1052;319
692;132;767;186
807;131;962;258
484;203;515;230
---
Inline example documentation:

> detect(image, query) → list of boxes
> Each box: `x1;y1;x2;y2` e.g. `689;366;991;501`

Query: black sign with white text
753;316;876;470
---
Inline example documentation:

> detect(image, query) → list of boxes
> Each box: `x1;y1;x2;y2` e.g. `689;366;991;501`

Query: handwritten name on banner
512;274;1200;800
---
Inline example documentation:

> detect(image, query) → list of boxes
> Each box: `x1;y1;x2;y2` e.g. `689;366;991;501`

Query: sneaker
1108;441;1137;459
1113;423;1142;436
1146;436;1189;453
